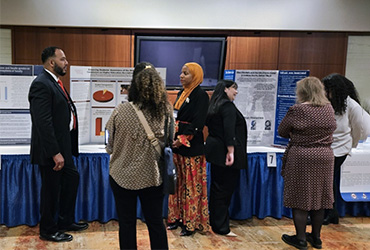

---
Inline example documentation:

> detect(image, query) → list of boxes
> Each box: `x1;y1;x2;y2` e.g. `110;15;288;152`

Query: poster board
0;65;42;144
340;145;370;202
70;66;166;144
224;69;309;147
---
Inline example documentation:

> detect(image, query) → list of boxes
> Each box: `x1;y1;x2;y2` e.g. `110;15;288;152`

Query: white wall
0;28;11;64
346;36;370;109
1;0;370;31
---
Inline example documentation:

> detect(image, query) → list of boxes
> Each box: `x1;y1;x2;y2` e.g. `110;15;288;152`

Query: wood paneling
13;27;38;62
226;32;280;70
13;27;133;91
105;29;131;66
278;32;347;78
61;28;83;62
81;29;106;64
12;27;349;90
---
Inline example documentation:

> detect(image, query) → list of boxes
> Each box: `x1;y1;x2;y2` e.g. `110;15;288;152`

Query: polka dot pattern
278;104;337;211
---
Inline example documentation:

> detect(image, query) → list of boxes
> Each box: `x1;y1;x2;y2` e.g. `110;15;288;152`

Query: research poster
0;65;39;144
70;66;166;144
70;66;133;144
273;70;310;146
340;148;370;202
224;69;309;147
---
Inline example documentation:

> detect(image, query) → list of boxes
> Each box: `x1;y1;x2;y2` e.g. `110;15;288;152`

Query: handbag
130;102;177;194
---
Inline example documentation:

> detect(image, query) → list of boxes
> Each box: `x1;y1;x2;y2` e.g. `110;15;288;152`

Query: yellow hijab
174;62;204;110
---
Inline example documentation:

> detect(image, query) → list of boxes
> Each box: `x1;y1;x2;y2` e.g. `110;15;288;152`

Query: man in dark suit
28;46;88;242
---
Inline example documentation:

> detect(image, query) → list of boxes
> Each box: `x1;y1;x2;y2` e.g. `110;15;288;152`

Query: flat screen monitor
135;36;226;89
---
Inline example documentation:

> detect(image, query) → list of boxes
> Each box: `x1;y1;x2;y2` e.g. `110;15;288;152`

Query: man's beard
54;63;66;76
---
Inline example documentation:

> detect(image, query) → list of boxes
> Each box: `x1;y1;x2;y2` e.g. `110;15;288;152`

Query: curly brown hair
128;65;171;118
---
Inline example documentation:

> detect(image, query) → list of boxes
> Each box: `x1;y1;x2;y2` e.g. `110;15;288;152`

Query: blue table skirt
1;153;369;227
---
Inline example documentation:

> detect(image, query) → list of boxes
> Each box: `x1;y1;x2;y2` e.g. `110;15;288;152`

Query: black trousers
209;164;240;235
333;155;348;208
39;163;80;234
109;176;168;250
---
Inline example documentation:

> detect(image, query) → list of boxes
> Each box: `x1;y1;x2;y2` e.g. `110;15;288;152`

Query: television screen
135;36;226;89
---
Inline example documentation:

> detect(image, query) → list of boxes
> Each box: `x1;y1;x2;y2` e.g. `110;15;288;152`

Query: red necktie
58;79;77;129
57;79;68;98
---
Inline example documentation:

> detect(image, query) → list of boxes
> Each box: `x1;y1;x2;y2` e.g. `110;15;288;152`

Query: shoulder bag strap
129;102;162;155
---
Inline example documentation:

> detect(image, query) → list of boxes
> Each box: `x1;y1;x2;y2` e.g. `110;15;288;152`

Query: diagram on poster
91;81;116;107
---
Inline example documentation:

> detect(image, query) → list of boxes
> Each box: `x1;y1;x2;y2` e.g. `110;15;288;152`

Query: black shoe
323;210;339;225
59;222;89;232
306;233;322;249
180;227;194;237
281;234;307;250
40;232;73;242
167;222;179;230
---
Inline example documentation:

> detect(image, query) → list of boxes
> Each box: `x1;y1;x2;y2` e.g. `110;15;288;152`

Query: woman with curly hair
167;62;210;236
321;73;370;225
106;62;172;250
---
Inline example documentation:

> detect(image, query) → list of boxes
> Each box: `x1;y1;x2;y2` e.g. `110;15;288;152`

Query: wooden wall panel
278;32;347;78
12;27;349;91
13;27;133;91
61;28;83;62
81;29;106;65
13;27;38;62
226;32;279;70
104;29;131;67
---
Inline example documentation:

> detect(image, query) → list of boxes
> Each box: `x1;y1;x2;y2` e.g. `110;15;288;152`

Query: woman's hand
225;152;234;166
172;139;182;148
225;146;235;166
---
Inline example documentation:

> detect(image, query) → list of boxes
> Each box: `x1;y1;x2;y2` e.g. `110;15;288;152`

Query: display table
1;145;369;227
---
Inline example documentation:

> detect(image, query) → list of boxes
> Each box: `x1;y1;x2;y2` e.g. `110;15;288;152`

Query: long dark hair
207;80;238;117
321;73;360;115
128;62;170;118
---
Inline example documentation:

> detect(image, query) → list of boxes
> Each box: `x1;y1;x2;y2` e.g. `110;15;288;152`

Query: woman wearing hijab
167;62;210;236
205;80;247;237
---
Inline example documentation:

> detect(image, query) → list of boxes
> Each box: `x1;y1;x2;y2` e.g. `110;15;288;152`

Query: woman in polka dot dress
278;77;336;250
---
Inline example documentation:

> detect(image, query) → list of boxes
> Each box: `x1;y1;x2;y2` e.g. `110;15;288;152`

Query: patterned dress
278;103;336;211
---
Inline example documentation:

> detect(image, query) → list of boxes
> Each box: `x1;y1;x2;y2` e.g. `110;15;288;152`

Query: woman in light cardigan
321;73;370;225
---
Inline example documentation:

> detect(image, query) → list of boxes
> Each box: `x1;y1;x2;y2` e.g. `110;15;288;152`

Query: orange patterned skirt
167;154;210;232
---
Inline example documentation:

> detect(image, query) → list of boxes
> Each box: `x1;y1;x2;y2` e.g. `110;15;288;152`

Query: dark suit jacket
172;85;209;157
28;70;78;166
205;101;247;169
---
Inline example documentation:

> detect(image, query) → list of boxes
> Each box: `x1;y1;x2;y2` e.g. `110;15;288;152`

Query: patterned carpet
1;216;370;249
